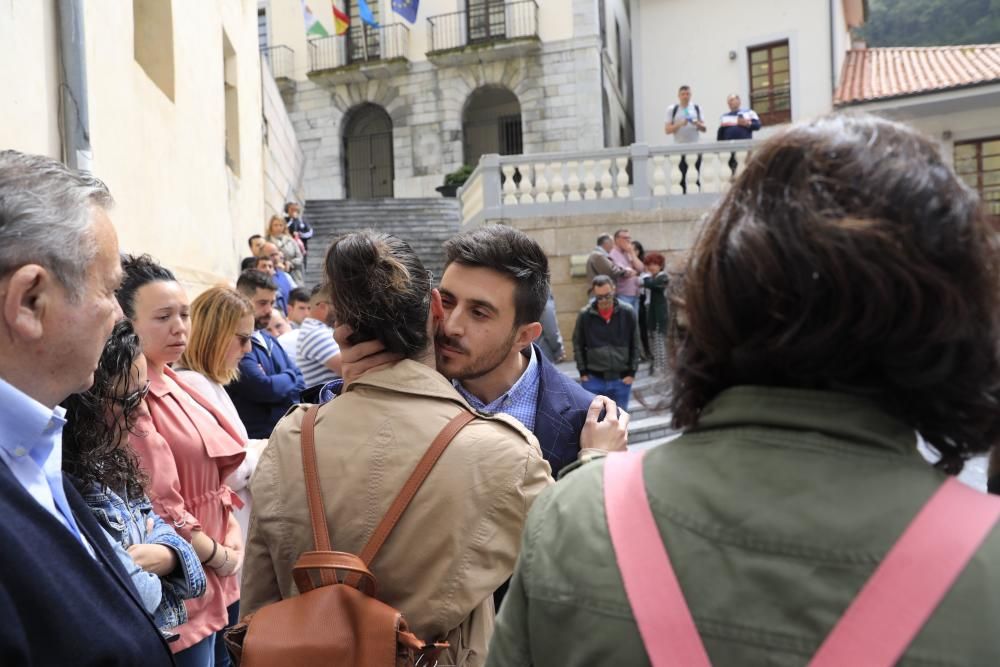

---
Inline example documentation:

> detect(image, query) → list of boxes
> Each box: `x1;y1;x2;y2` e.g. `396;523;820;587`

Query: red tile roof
834;45;1000;106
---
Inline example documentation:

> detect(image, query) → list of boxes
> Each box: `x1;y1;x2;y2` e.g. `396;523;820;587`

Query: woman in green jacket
486;114;1000;666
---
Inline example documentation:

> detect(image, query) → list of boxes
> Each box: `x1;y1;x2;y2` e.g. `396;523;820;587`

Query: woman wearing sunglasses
176;286;268;541
62;320;206;636
117;255;247;667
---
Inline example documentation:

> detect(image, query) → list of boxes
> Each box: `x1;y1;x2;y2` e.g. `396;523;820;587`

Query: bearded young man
339;225;610;476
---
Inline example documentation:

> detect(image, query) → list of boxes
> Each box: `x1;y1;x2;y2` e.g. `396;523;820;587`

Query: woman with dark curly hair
62;319;205;635
488;114;1000;665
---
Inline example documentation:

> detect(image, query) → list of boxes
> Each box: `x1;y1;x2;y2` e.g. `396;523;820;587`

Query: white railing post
630;143;650;207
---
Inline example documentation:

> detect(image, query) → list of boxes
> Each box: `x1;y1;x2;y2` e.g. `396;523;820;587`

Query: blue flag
391;0;419;23
357;0;379;27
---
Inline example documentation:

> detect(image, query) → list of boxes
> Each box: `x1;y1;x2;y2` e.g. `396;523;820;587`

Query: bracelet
201;538;218;565
212;547;230;571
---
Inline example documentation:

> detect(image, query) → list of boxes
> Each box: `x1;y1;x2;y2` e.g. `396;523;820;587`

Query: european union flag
391;0;419;24
357;0;379;27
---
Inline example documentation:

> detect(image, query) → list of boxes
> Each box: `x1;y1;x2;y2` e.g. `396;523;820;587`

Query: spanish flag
333;2;349;35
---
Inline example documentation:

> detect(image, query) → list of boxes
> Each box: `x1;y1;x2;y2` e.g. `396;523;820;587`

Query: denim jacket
78;482;207;629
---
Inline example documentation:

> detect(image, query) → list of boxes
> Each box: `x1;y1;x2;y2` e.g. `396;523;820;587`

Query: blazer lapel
533;346;577;468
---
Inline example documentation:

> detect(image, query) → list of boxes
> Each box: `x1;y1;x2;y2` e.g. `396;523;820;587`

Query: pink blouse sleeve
129;409;202;540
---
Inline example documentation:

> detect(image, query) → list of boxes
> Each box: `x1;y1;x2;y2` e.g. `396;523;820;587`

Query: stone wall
503;207;710;356
285;36;606;200
262;59;305;221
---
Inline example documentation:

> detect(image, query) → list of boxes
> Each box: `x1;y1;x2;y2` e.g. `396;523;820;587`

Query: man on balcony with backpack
665;84;706;194
487;114;1000;666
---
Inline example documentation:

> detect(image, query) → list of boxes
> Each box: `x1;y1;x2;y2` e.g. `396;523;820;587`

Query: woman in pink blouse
118;255;246;667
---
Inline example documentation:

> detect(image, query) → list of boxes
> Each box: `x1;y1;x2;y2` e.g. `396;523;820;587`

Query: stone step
303;198;462;291
625;413;678;444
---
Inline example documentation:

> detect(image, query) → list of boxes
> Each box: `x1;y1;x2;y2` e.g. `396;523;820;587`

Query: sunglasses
595;293;615;301
234;332;253;345
106;381;151;413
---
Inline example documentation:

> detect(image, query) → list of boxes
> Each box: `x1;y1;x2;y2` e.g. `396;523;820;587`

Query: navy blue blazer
0;461;174;666
531;344;595;475
226;331;305;439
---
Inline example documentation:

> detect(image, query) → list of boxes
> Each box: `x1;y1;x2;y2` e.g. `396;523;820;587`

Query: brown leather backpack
225;403;475;666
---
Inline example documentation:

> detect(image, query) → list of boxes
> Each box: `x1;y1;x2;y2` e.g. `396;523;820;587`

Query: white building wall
262;60;307;219
634;0;842;145
1;0;290;294
0;1;62;158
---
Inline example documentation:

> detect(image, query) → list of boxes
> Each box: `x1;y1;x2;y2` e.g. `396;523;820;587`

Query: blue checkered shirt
453;347;540;432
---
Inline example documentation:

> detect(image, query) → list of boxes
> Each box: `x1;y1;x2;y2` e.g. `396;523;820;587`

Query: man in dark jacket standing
0;150;174;666
573;275;640;410
228;270;305;438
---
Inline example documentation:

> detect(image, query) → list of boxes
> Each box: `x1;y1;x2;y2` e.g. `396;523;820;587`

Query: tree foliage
858;0;1000;46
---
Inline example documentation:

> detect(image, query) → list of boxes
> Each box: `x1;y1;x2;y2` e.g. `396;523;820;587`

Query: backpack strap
359;409;476;566
300;404;338;586
808;477;1000;666
605;450;711;667
607;449;1000;667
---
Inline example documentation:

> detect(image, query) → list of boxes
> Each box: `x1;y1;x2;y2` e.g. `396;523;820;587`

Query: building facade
1;0;302;293
632;0;864;144
835;45;1000;220
261;0;634;199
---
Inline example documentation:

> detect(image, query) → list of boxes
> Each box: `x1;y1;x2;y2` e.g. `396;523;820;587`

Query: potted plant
436;165;474;198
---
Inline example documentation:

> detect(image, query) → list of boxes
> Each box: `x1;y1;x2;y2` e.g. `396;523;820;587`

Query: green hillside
859;0;1000;46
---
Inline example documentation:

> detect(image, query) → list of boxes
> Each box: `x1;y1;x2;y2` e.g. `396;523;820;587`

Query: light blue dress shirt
454;346;541;432
0;375;93;555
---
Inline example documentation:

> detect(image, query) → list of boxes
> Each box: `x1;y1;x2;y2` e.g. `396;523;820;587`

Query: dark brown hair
444;224;550;325
325;231;431;357
670;113;1000;473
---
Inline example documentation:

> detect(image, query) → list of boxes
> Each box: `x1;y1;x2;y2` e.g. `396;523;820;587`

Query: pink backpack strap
809;477;1000;666
604;450;712;667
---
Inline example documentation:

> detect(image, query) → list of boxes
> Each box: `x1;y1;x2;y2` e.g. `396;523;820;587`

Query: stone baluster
700;152;719;194
502;164;518;205
534;163;550;203
669;155;684;196
516;164;534;204
615;156;630;198
652;156;667;196
598;159;614;199
582;160;598;200
550;162;566;202
566;161;581;201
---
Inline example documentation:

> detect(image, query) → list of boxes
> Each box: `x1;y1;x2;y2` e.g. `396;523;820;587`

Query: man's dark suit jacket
531;343;595;476
227;331;305;439
0;461;174;666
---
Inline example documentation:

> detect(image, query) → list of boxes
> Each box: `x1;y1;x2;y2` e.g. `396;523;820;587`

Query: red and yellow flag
333;3;349;35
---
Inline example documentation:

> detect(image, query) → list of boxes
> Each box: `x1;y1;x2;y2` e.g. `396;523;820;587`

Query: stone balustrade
458;140;757;226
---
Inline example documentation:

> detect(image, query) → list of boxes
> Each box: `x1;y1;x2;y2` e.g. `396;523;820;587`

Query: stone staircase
301;198;462;289
554;360;680;450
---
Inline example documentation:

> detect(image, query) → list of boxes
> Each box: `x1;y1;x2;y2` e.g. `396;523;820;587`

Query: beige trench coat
241;359;553;666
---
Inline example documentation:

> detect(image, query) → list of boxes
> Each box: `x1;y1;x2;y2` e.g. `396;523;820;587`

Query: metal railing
458;140;759;227
309;23;410;72
260;45;294;79
427;0;538;53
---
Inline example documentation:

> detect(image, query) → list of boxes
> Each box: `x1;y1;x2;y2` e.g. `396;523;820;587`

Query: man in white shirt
296;284;342;386
664;84;706;193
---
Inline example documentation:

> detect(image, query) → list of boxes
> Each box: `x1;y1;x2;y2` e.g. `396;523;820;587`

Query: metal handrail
308;23;410;72
260;44;294;79
427;0;538;53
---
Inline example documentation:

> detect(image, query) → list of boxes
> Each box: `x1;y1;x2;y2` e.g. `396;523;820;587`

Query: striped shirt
296;318;340;387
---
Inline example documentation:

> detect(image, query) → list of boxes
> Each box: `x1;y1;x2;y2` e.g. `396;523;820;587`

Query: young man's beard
255;314;271;330
435;327;520;382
